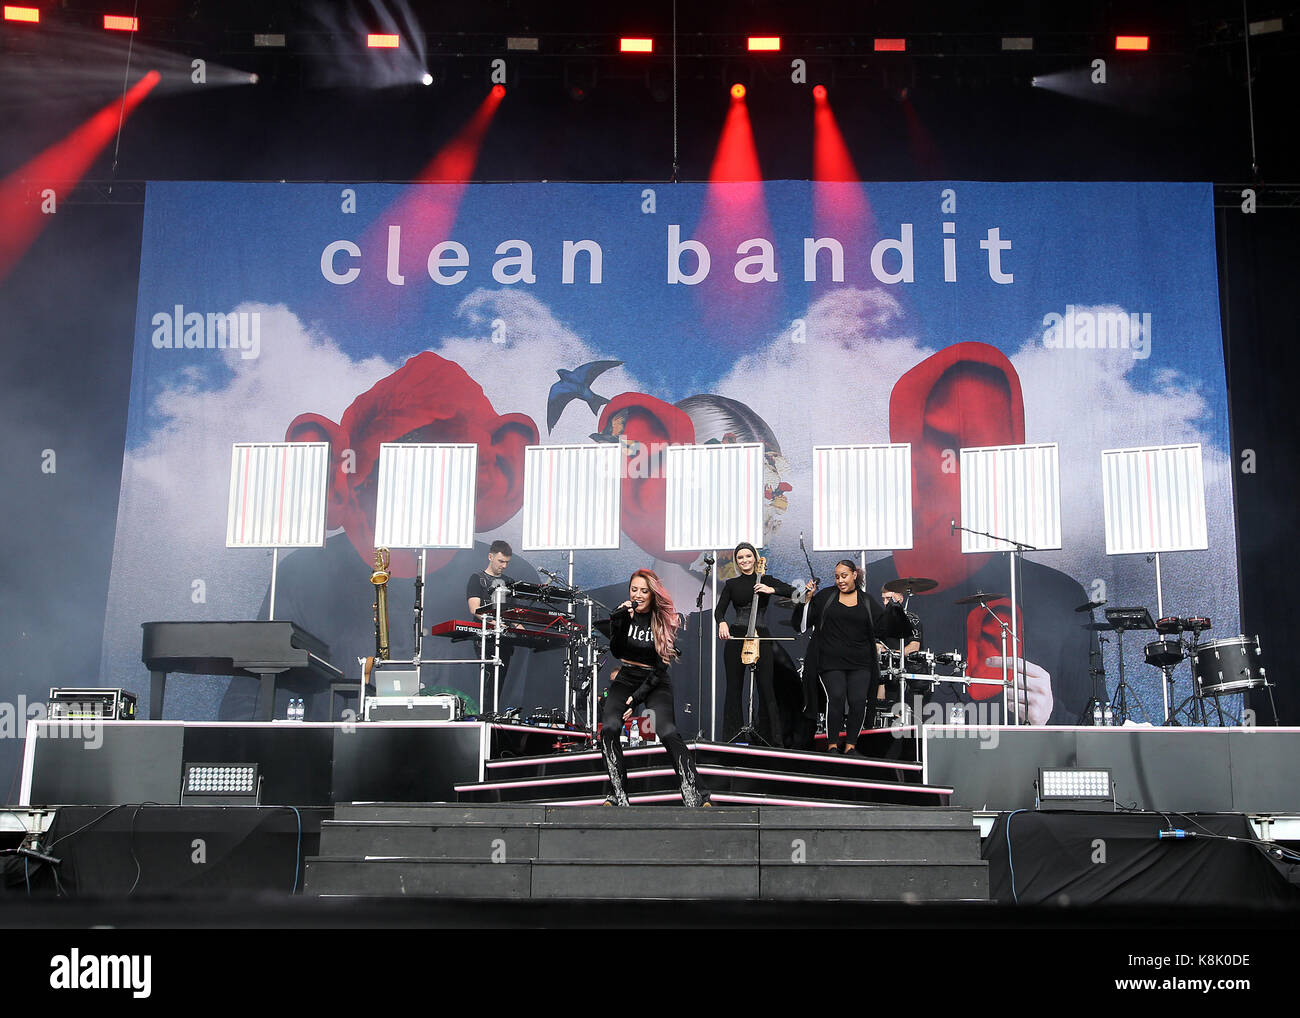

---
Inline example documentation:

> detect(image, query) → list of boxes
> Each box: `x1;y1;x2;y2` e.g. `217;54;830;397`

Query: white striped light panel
959;443;1062;554
812;444;913;551
522;443;622;550
226;442;329;548
664;442;764;552
373;443;477;549
1101;444;1208;555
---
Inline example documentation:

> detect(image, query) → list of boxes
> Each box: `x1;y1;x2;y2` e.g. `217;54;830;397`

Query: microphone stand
562;578;607;732
952;520;1037;725
694;555;714;741
797;531;821;736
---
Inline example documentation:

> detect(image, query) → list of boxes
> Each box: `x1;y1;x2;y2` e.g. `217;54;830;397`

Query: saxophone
364;548;391;683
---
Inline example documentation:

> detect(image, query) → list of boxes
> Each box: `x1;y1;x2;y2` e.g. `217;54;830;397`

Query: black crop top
608;609;664;669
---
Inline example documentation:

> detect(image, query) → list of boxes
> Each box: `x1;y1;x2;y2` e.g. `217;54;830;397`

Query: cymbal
883;576;938;595
954;591;1008;605
1075;599;1107;613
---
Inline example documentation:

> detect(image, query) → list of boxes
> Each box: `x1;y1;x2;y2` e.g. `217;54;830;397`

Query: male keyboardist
466;540;517;714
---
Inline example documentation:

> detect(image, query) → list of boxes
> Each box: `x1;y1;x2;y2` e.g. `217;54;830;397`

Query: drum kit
872;576;1274;728
873;578;1028;725
1079;601;1273;726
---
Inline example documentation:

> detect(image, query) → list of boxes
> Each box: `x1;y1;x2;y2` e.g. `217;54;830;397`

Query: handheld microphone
1157;829;1196;840
950;519;956;536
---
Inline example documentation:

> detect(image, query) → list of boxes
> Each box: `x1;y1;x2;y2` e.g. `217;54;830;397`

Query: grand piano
141;621;343;721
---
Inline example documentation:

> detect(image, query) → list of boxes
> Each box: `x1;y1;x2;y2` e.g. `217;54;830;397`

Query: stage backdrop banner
103;181;1237;727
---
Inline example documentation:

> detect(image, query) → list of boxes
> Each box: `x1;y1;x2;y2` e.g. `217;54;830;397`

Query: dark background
2;0;1298;793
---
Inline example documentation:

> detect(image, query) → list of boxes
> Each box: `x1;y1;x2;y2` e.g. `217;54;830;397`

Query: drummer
876;583;924;699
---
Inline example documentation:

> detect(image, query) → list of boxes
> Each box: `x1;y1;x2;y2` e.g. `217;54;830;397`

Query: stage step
460;740;945;808
485;740;922;780
304;805;988;901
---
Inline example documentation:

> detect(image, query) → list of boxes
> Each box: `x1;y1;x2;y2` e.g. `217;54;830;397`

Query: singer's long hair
630;569;683;663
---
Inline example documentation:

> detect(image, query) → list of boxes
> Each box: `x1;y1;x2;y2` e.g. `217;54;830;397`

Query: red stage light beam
0;70;160;281
688;84;777;348
811;86;875;288
349;87;507;319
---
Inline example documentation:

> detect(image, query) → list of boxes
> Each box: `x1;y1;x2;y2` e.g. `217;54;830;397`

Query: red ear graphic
889;343;1025;591
477;412;540;530
598;393;696;564
285;412;351;532
963;598;1023;702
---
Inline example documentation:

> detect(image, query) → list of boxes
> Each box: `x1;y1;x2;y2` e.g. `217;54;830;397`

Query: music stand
521;443;621;728
226;442;330;621
812;444;914;734
372;443;479;709
1101;445;1209;722
958;443;1062;726
664;442;765;741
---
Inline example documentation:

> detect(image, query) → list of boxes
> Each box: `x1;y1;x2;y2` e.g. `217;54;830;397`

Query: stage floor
19;720;1300;815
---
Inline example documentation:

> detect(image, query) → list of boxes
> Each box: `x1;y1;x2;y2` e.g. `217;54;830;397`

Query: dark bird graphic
546;359;623;432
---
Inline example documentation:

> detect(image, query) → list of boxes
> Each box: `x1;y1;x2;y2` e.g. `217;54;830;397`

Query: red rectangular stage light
874;38;906;52
367;33;400;48
3;5;40;22
103;14;139;31
620;37;653;53
747;37;781;51
1115;35;1150;50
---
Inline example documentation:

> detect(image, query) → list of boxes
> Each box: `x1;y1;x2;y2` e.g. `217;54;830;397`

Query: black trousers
722;639;781;744
600;676;701;793
821;667;873;747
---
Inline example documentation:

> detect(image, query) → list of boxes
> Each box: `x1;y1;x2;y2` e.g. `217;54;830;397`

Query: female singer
715;542;814;744
802;560;912;753
600;569;709;807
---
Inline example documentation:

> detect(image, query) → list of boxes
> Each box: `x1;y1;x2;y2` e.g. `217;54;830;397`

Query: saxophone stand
412;549;425;670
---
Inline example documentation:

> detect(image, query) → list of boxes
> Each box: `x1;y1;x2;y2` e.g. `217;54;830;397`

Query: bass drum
1193;636;1266;697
